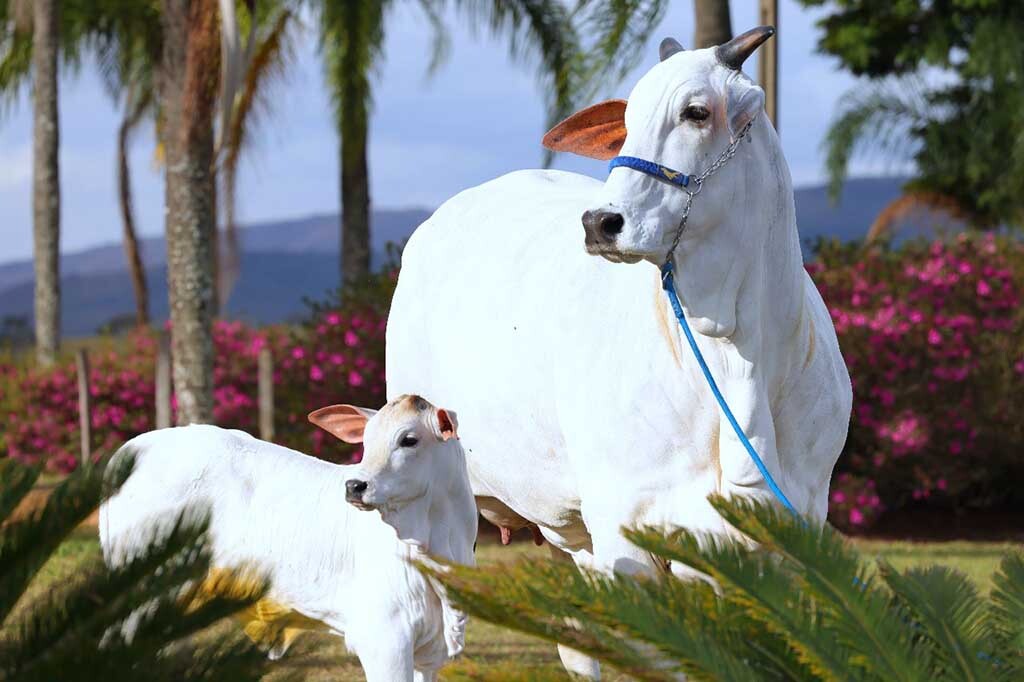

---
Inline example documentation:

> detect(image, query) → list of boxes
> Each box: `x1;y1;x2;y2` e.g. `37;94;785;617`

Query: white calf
99;394;477;682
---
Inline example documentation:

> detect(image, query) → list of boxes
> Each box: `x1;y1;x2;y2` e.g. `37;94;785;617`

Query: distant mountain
0;178;910;337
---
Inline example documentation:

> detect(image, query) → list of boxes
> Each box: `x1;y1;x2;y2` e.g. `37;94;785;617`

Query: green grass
4;529;1016;680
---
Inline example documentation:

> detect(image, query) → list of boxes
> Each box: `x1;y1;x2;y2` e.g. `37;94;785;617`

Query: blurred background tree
796;0;1024;231
307;0;670;288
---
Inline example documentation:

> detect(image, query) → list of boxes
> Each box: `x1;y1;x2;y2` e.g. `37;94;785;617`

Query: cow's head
309;394;461;513
543;27;775;264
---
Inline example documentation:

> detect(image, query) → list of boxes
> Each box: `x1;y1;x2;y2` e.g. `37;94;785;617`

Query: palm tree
30;0;61;366
158;0;220;424
694;0;732;48
307;0;671;289
430;495;1024;682
116;86;153;327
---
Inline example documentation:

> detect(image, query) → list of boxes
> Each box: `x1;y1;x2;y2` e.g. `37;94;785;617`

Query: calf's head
543;27;775;264
308;394;462;515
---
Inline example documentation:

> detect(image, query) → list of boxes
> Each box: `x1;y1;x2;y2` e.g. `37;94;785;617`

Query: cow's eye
399;434;419;448
683;105;710;123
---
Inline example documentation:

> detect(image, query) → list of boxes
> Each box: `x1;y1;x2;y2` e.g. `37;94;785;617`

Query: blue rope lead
661;261;799;515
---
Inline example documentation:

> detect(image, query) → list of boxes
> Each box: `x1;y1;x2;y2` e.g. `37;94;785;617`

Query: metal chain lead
662;120;755;270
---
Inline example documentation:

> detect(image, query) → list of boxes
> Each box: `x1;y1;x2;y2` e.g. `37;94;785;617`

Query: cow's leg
548;543;602;679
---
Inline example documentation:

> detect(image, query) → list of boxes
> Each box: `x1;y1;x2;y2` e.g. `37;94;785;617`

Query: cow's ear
542;99;627;160
435;408;459;441
725;74;765;139
308;404;377;444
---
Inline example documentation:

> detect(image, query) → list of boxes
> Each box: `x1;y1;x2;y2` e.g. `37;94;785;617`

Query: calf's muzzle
345;479;368;504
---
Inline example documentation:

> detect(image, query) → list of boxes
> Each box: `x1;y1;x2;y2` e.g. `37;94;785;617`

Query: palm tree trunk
340;90;370;288
693;0;732;48
159;0;220;425
117;91;150;327
31;0;60;366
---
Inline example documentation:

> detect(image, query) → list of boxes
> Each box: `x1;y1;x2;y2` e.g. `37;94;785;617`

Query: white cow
386;27;852;678
99;395;477;682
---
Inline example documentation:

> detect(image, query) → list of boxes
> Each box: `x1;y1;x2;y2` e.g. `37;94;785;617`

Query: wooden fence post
76;349;91;468
155;332;171;429
258;347;274;441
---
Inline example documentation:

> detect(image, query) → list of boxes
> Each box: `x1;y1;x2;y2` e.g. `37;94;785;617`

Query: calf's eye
683;105;710;122
399;434;419;448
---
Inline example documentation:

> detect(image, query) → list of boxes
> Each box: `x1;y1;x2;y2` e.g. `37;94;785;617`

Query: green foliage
428;496;1024;681
796;0;1024;227
309;0;668;159
0;450;289;680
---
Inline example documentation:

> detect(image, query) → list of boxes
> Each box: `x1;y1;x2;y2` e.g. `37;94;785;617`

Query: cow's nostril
599;212;624;237
346;479;368;497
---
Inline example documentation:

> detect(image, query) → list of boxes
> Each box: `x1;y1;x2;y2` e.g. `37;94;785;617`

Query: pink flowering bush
0;273;395;473
3;238;1023;535
812;234;1024;531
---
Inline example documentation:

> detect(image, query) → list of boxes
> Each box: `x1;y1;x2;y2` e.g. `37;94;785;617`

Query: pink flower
976;280;991;296
831;491;846;504
849;509;864;525
291;347;306;360
310;365;324;382
344;330;359;347
348;370;364;387
927;329;942;345
326;312;341;326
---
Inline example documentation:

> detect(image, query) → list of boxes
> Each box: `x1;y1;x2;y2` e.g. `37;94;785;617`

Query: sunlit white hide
386;26;852;679
99;395;477;682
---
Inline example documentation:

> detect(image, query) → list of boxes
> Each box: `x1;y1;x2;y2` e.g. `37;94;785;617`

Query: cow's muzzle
345;479;372;509
582;209;624;247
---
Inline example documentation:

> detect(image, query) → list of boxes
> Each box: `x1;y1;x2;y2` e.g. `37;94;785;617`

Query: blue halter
609;138;800;516
608;156;693;188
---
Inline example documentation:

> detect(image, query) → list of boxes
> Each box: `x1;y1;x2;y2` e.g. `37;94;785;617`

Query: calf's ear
308;404;377;444
542;99;627;160
435;408;459;441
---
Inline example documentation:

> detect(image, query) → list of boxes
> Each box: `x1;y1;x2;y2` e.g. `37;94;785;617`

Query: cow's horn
659;37;683;61
715;25;775;70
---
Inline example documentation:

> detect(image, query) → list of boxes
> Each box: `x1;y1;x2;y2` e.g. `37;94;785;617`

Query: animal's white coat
99;398;477;682
387;42;852;678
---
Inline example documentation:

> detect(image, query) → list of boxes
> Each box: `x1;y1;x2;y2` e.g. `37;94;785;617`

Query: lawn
9;528;1018;680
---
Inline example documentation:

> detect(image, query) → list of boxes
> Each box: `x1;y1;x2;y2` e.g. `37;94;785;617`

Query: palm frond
879;563;998;682
0;459;39;523
0;450;134;622
824;77;930;202
989;551;1024;672
626;525;856;681
708;495;935;681
219;6;297;306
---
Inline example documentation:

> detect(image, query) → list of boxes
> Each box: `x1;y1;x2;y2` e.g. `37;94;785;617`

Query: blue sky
0;1;886;265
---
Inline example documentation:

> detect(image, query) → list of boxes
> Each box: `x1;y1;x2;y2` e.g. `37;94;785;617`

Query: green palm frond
431;496;1021;681
989;551;1024;672
318;0;390;134
626;525;855;681
0;459;38;522
879;563;999;681
707;495;934;681
824;77;930;202
0;451;134;622
0;452;293;680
